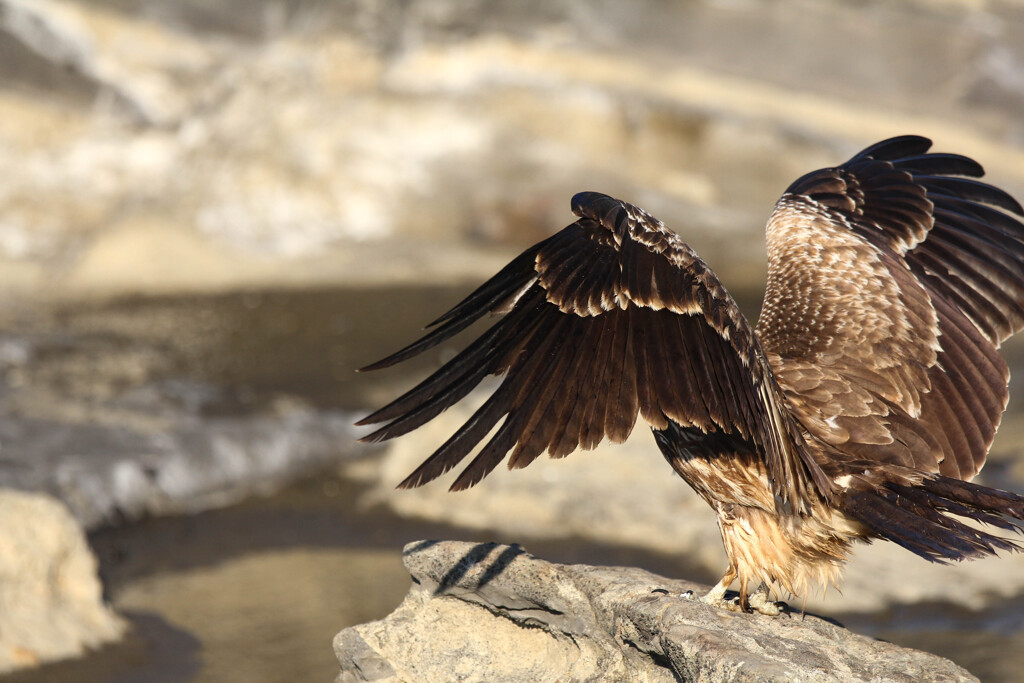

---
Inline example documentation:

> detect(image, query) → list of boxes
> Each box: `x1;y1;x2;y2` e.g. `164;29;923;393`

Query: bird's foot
677;583;741;611
676;587;744;612
746;585;789;616
676;583;788;616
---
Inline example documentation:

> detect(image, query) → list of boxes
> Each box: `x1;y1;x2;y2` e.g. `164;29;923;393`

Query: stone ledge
335;540;977;683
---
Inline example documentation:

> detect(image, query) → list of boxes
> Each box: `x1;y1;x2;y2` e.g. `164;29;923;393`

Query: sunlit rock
0;489;124;673
335;540;978;682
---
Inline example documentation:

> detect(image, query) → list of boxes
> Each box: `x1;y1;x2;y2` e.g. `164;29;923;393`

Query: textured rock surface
334;540;978;683
0;489;124;673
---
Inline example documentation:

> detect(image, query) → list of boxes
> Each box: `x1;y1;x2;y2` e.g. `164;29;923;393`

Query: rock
0;489;124;673
334;540;977;683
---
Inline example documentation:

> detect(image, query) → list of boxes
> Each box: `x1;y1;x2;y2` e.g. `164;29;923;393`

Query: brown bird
357;136;1024;614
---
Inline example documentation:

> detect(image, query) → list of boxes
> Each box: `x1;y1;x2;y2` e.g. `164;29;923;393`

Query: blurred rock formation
0;489;124;673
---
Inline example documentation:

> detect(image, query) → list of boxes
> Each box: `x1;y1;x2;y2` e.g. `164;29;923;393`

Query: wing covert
759;135;1024;481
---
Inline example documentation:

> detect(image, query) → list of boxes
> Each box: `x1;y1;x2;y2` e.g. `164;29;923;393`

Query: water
4;472;718;683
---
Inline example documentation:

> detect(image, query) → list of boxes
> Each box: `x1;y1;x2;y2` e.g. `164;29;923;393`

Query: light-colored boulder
0;489;124;673
335;540;977;682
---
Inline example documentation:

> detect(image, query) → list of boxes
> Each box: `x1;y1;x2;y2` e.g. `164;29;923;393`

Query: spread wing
358;192;828;506
758;135;1024;481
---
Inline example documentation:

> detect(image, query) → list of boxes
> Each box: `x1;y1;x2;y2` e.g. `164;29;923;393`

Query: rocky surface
0;489;124;673
335;540;978;682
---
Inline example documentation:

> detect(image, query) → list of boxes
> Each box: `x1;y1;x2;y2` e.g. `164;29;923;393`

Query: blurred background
1;0;1024;681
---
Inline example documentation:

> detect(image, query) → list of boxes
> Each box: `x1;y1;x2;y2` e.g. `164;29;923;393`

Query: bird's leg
738;575;751;611
704;565;737;606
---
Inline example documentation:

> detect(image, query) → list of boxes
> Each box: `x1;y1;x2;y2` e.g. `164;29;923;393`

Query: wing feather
854;135;934;160
507;319;578;469
631;313;664;430
362;246;546;371
762;135;1024;482
917;176;1023;214
578;317;617;449
598;313;628;437
361;192;827;508
889;152;984;177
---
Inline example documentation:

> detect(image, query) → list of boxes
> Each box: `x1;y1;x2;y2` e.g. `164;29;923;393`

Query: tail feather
839;474;1024;563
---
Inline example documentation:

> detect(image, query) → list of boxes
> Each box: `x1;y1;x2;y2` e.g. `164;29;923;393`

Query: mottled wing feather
359;192;828;506
762;135;1024;481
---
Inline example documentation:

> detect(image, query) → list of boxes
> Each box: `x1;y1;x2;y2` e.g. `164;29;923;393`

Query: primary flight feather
358;136;1024;613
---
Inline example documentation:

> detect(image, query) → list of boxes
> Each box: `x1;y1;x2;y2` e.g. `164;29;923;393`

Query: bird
356;135;1024;614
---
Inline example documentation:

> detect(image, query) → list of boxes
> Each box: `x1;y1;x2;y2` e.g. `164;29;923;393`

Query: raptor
357;136;1024;613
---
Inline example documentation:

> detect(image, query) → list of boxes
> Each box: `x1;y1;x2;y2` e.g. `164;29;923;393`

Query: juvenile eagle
358;136;1024;613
